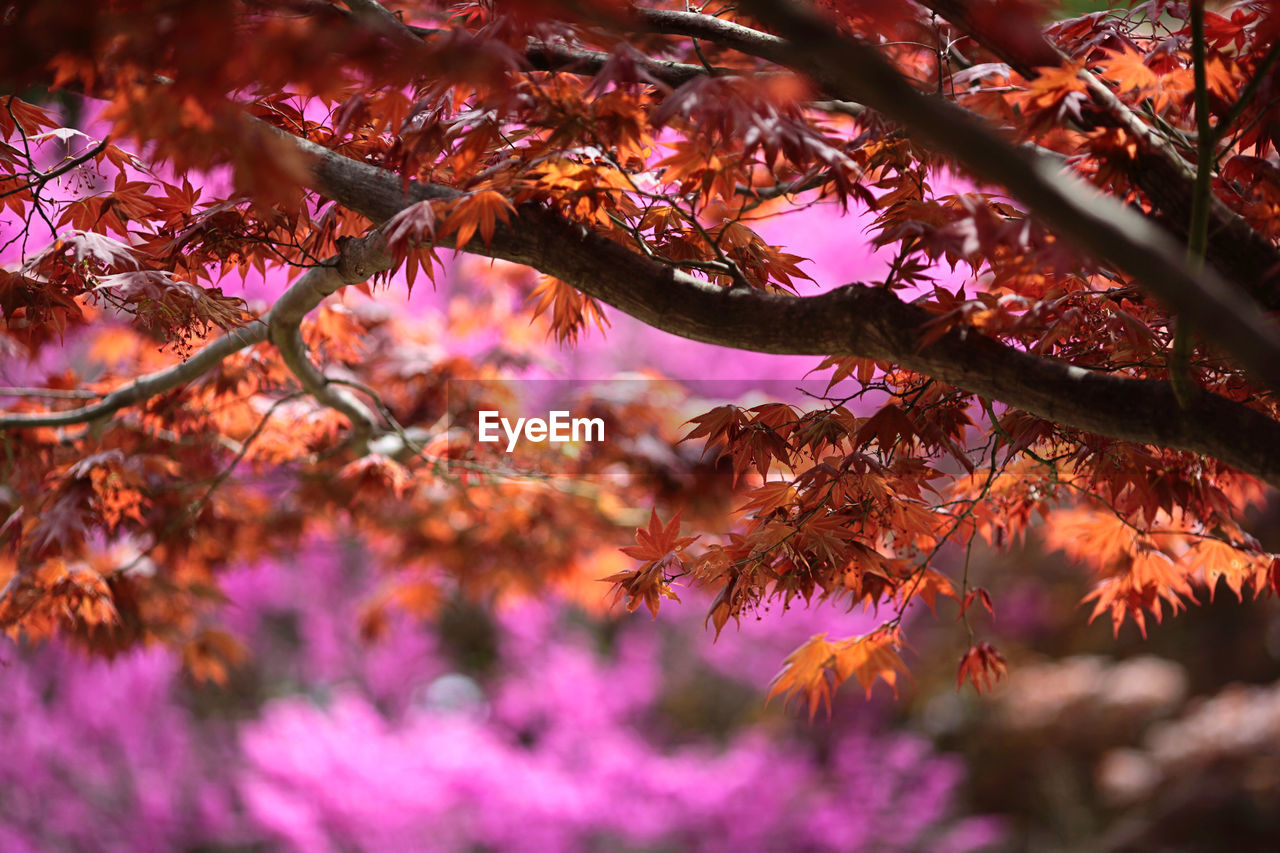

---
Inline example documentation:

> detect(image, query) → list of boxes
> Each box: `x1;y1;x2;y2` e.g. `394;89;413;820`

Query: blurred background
5;520;1280;852
7;2;1280;850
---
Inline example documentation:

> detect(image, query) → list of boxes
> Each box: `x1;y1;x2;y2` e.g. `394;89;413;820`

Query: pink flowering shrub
0;544;1003;852
0;645;245;852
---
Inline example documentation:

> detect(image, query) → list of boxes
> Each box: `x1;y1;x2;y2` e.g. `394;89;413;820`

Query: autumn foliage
5;0;1280;713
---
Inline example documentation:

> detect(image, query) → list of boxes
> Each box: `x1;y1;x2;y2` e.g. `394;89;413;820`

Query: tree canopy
3;0;1280;709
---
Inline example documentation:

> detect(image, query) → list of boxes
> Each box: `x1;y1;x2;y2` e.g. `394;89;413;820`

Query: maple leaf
338;454;412;501
701;570;740;639
384;200;439;254
769;629;909;717
439;190;516;249
1205;56;1238;101
791;407;857;457
906;568;959;616
855;404;917;454
768;633;841;718
833;630;910;700
305;303;367;364
957;642;1007;694
604;510;697;618
0;97;57;136
1022;62;1087;111
49;231;141;270
812;355;882;390
1044;507;1141;573
619;509;698;565
600;561;682;618
1083;549;1193;637
683;405;748;458
738;481;799;519
713;406;795;481
95;271;246;340
527;276;610;345
1100;49;1157;94
960;587;996;620
1184;538;1267;602
797;512;857;567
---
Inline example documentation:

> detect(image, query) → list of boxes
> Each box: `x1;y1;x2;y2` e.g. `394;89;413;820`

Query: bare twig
0;232;392;433
0;324;268;429
0;387;102;400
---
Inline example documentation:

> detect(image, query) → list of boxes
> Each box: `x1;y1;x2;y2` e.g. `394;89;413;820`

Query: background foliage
7;0;1280;849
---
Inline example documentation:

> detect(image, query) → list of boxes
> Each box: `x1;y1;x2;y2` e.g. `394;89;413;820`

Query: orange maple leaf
1100;49;1158;93
619;509;698;564
905;567;959;616
769;629;909;717
1083;548;1193;637
957;642;1007;694
527;276;611;345
834;630;910;699
603;510;697;617
1023;62;1087;110
1183;538;1268;601
440;190;516;249
768;633;841;718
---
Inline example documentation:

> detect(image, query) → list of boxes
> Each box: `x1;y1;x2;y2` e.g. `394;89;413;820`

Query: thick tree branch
641;5;1280;307
275;129;1280;486
635;8;788;58
917;0;1280;305
19;5;1280;483
341;0;726;89
523;41;720;87
727;0;1280;395
342;0;432;54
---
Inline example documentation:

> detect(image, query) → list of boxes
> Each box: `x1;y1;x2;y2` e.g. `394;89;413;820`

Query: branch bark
266;231;392;452
916;0;1280;306
279;128;1280;486
343;0;728;89
13;3;1280;487
643;4;1280;306
728;0;1280;394
0;324;267;429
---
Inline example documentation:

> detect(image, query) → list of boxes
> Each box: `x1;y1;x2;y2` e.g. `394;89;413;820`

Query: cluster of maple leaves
2;0;1280;711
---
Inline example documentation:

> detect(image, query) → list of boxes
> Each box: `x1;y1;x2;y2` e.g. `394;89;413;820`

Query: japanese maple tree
4;0;1280;710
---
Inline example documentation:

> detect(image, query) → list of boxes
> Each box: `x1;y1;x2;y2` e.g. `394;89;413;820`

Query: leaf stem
1172;0;1212;408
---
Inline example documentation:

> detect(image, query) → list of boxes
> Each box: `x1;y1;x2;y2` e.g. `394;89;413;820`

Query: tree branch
20;6;1280;484
634;8;794;70
342;0;726;88
523;41;721;88
342;0;433;54
0;138;108;202
916;0;1280;306
0;324;267;429
274;127;1280;486
266;232;391;452
728;0;1280;395
639;4;1280;307
0;234;391;431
